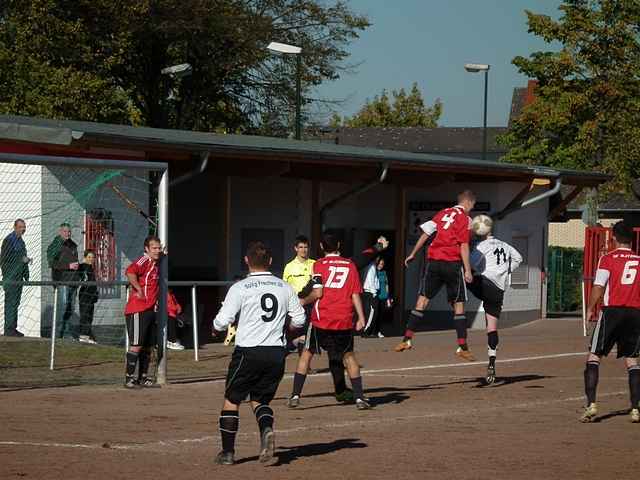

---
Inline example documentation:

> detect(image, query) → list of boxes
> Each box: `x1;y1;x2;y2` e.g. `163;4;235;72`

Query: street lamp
464;63;490;160
267;41;303;140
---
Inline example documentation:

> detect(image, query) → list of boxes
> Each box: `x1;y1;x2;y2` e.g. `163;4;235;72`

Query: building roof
0;114;610;187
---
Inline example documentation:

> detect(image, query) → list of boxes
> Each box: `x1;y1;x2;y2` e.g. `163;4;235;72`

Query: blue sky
314;0;562;127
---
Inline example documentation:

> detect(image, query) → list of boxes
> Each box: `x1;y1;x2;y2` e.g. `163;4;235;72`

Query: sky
314;0;562;127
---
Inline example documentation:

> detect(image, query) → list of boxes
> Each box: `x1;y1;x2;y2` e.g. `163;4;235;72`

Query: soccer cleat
485;365;496;385
580;403;598;423
455;347;476;362
214;451;235;465
335;389;355;404
377;332;385;338
167;341;185;350
355;398;372;410
139;376;156;387
79;335;97;345
287;395;300;408
394;339;412;352
124;376;139;389
259;427;277;465
631;408;640;423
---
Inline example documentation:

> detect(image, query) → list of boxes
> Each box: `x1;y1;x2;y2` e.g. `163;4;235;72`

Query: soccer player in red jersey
288;232;371;410
395;190;476;361
123;235;162;388
581;222;640;423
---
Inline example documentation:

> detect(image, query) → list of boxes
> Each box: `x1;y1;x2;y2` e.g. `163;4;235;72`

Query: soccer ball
472;215;493;236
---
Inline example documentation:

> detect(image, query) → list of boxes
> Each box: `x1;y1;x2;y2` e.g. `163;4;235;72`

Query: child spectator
78;250;98;344
167;289;185;350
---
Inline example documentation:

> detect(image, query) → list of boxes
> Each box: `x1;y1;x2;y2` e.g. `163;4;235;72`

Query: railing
0;280;234;370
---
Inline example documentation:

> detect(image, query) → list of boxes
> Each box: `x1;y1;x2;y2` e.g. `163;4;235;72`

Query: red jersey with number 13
311;254;363;330
594;248;640;308
420;205;471;262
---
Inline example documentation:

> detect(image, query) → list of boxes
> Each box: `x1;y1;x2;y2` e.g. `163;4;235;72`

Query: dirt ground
2;318;640;479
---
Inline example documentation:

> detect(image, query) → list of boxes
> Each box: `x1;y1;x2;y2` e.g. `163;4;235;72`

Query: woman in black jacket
78;250;99;344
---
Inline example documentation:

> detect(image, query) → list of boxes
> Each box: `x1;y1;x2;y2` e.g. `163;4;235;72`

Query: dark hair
14;219;25;227
84;249;95;257
613;221;633;244
457;189;476;203
321;231;340;253
144;235;161;248
294;235;309;246
246;241;272;269
60;222;71;229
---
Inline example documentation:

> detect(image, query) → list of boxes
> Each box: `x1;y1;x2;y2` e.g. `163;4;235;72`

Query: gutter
169;152;209;187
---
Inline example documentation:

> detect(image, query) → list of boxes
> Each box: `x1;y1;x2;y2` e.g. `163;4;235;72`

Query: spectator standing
361;257;380;338
78;250;99;344
47;223;80;340
374;256;392;337
1;219;29;337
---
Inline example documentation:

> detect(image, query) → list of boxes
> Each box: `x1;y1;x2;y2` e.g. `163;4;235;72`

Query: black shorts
419;260;467;303
466;276;504;318
125;309;156;347
590;307;640;358
305;325;354;357
225;346;286;405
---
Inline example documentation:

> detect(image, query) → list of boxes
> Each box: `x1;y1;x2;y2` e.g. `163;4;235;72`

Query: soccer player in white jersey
212;242;306;466
581;222;640;423
468;215;522;385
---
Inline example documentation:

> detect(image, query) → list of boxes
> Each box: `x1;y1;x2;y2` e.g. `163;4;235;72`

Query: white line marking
0;390;626;452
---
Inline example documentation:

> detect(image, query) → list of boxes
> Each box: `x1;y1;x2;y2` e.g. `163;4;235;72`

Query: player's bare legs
485;313;498;384
343;352;370;410
394;295;430;352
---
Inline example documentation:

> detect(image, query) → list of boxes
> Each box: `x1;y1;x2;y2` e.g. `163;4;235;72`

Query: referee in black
212;242;306;466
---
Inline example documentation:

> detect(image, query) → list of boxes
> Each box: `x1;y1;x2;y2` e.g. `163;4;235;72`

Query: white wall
0;163;43;336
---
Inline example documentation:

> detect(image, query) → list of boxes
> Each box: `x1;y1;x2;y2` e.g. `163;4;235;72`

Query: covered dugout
0;115;608;337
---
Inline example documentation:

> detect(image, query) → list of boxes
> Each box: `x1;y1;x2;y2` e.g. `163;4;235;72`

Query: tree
0;0;369;133
499;0;640;194
338;83;442;128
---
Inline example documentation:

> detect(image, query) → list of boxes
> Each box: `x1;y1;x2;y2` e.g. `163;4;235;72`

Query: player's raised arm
460;242;473;283
405;232;430;267
213;286;243;333
300;273;323;305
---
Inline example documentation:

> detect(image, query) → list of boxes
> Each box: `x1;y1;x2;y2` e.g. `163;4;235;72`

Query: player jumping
581;222;640;423
213;242;306;465
288;232;371;410
467;215;522;384
395;190;476;361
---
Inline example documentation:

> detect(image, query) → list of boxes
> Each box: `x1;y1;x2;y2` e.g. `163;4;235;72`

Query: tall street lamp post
464;63;490;160
267;41;303;140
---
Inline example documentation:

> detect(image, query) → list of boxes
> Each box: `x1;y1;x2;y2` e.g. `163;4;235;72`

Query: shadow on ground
235;438;367;466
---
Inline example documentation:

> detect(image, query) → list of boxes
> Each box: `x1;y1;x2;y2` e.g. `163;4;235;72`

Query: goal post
0;152;169;382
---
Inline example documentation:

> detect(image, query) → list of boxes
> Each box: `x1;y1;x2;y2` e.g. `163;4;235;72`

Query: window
510;235;529;286
84;208;118;298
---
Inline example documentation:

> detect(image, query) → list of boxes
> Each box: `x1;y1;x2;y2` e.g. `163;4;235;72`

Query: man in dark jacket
1;219;29;336
47;223;80;339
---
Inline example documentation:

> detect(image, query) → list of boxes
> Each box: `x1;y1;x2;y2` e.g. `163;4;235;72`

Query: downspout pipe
170;152;209;187
320;162;389;229
492;171;562;220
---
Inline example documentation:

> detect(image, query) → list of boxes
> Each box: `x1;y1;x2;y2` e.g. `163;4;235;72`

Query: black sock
454;315;467;347
329;358;347;395
351;376;364;400
487;331;498;366
292;372;307;397
404;310;424;340
219;410;239;453
584;361;599;405
126;351;139;377
628;366;640;409
254;404;274;434
138;349;150;379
